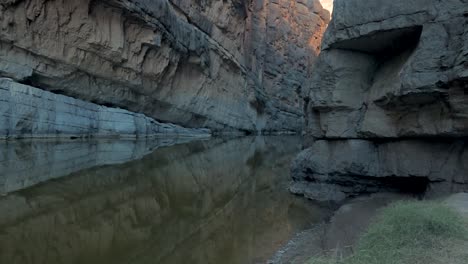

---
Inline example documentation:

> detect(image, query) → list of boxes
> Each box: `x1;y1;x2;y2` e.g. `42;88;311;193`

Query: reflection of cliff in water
0;137;331;264
0;137;203;194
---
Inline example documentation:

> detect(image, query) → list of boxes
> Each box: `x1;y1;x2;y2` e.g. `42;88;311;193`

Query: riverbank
306;195;468;264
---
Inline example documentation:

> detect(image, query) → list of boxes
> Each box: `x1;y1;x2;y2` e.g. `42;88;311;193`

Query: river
0;136;335;264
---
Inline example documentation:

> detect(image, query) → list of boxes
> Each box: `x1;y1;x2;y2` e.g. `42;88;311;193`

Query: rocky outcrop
291;139;468;201
0;78;211;139
0;0;329;134
292;0;468;200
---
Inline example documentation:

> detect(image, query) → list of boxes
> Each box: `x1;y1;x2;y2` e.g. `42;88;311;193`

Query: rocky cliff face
0;78;210;139
292;0;468;201
0;0;329;136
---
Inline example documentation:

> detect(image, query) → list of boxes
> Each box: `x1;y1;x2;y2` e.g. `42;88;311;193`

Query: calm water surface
0;136;332;264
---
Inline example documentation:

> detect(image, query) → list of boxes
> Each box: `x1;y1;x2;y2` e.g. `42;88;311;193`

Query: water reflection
0;137;202;194
0;136;331;264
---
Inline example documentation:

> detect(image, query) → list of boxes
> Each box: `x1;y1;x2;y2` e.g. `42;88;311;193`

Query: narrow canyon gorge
1;0;468;263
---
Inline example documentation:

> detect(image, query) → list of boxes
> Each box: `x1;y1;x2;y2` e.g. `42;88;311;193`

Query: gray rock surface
305;0;468;138
293;0;468;199
0;0;329;134
291;139;468;201
0;78;211;139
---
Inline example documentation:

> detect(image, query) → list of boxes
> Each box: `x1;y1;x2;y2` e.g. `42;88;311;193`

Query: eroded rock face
0;78;211;139
306;0;468;138
292;0;468;200
0;0;329;134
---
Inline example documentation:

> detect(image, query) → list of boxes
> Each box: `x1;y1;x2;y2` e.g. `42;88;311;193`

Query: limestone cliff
292;0;468;201
0;78;210;139
0;0;329;136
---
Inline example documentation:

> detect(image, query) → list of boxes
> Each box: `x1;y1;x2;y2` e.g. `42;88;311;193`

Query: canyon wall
292;0;468;201
0;0;329;136
0;78;210;139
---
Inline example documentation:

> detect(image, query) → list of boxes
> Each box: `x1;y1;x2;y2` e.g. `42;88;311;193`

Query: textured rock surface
0;78;210;139
0;0;329;134
292;0;468;200
291;139;468;201
306;0;468;138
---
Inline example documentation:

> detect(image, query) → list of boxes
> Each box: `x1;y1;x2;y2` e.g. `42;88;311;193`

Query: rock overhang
292;0;468;200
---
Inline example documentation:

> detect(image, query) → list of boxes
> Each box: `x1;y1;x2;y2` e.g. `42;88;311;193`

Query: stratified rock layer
0;0;329;134
0;78;211;139
292;0;468;200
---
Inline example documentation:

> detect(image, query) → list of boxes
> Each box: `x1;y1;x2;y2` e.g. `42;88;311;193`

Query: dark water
0;136;332;264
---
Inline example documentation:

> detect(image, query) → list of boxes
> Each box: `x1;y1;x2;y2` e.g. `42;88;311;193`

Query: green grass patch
307;201;468;264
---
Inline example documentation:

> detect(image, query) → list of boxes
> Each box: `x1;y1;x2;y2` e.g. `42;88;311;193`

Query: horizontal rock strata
292;0;468;200
0;0;329;134
291;139;468;201
0;78;211;139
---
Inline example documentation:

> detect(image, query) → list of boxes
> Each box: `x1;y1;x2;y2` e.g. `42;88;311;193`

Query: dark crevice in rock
311;136;468;142
291;175;430;202
250;96;266;115
330;26;423;56
17;73;44;90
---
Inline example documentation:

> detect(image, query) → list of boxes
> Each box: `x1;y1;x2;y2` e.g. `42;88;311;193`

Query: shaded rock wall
0;0;329;134
0;78;210;139
292;0;468;200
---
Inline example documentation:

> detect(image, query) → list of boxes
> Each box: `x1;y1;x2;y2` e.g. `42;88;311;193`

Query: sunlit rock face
292;0;468;200
319;0;334;13
0;0;329;134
